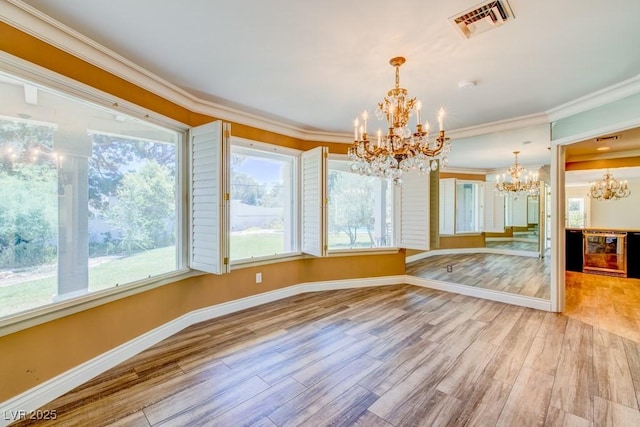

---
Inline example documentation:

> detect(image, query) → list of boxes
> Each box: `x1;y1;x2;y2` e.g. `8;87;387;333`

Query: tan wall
405;249;424;257
486;226;532;238
409;234;487;252
439;234;485;249
0;23;406;401
566;156;640;171
486;227;515;238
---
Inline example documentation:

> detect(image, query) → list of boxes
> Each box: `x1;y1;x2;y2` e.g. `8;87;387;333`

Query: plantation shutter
439;178;455;235
484;181;505;232
189;120;230;274
395;171;430;250
301;146;327;257
510;195;528;227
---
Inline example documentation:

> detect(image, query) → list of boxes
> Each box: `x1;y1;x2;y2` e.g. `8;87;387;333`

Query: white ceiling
13;0;640;168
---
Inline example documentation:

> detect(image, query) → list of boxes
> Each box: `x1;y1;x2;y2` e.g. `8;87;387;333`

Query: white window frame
439;178;486;236
0;56;195;334
326;154;396;254
455;180;484;234
229;136;302;265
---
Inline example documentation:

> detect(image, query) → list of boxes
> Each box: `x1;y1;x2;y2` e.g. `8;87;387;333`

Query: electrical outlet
446;265;453;273
255;272;262;284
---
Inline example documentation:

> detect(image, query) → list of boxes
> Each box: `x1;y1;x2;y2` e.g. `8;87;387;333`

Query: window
440;179;484;234
230;140;298;261
455;181;481;233
327;159;393;250
567;197;585;228
0;71;182;319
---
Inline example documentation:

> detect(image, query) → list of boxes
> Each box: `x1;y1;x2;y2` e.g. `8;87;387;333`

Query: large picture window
0;72;181;319
230;141;298;261
440;179;484;235
327;160;393;250
455;181;481;233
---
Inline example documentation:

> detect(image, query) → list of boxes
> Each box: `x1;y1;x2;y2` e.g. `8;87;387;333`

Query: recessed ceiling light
597;146;611;151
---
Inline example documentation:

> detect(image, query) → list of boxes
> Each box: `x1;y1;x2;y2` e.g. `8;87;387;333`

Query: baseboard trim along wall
0;273;549;424
405;247;541;264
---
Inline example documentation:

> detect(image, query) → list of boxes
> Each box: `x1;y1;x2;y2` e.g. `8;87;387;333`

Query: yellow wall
566;156;640;171
439;234;485;249
0;23;405;401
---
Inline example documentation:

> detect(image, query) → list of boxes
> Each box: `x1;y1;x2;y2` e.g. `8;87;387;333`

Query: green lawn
0;230;383;319
0;246;176;318
230;233;286;260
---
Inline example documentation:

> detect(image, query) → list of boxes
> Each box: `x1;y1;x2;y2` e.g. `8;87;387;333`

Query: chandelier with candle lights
347;57;451;185
495;151;540;197
588;170;630;201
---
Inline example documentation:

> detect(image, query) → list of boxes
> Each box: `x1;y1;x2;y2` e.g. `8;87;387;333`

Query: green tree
107;160;174;254
231;171;265;205
89;134;175;213
0;163;57;268
0;120;57;268
328;171;375;246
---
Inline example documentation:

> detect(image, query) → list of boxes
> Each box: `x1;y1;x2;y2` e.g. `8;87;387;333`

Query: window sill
230;253;304;269
327;248;400;257
0;269;203;338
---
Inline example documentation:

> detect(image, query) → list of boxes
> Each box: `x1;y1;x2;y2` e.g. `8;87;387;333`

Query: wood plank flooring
11;273;640;427
485;240;539;252
406;252;551;299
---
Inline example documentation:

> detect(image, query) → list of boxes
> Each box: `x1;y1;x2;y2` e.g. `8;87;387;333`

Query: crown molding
1;0;352;143
552;117;640;147
546;74;640;122
447;113;550;140
441;167;491;175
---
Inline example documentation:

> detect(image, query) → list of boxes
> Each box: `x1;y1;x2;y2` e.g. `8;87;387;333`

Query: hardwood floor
485;240;539;252
11;273;640;426
406;252;551;299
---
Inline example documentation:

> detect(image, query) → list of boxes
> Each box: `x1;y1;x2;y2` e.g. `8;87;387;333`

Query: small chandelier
347;56;451;185
495;151;540;197
588;170;630;201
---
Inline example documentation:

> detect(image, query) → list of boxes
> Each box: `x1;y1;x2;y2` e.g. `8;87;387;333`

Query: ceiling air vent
595;135;621;142
449;0;515;39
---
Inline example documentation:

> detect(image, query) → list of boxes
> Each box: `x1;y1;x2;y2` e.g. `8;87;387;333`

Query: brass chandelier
495;151;539;197
588;170;630;201
347;57;451;185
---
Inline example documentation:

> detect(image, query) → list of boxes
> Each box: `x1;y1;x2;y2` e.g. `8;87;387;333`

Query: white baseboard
406;247;540;263
485;237;538;243
0;273;547;424
405;276;552;311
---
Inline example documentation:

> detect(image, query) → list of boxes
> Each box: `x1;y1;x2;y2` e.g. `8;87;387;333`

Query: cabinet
628;231;640;279
566;229;583;272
